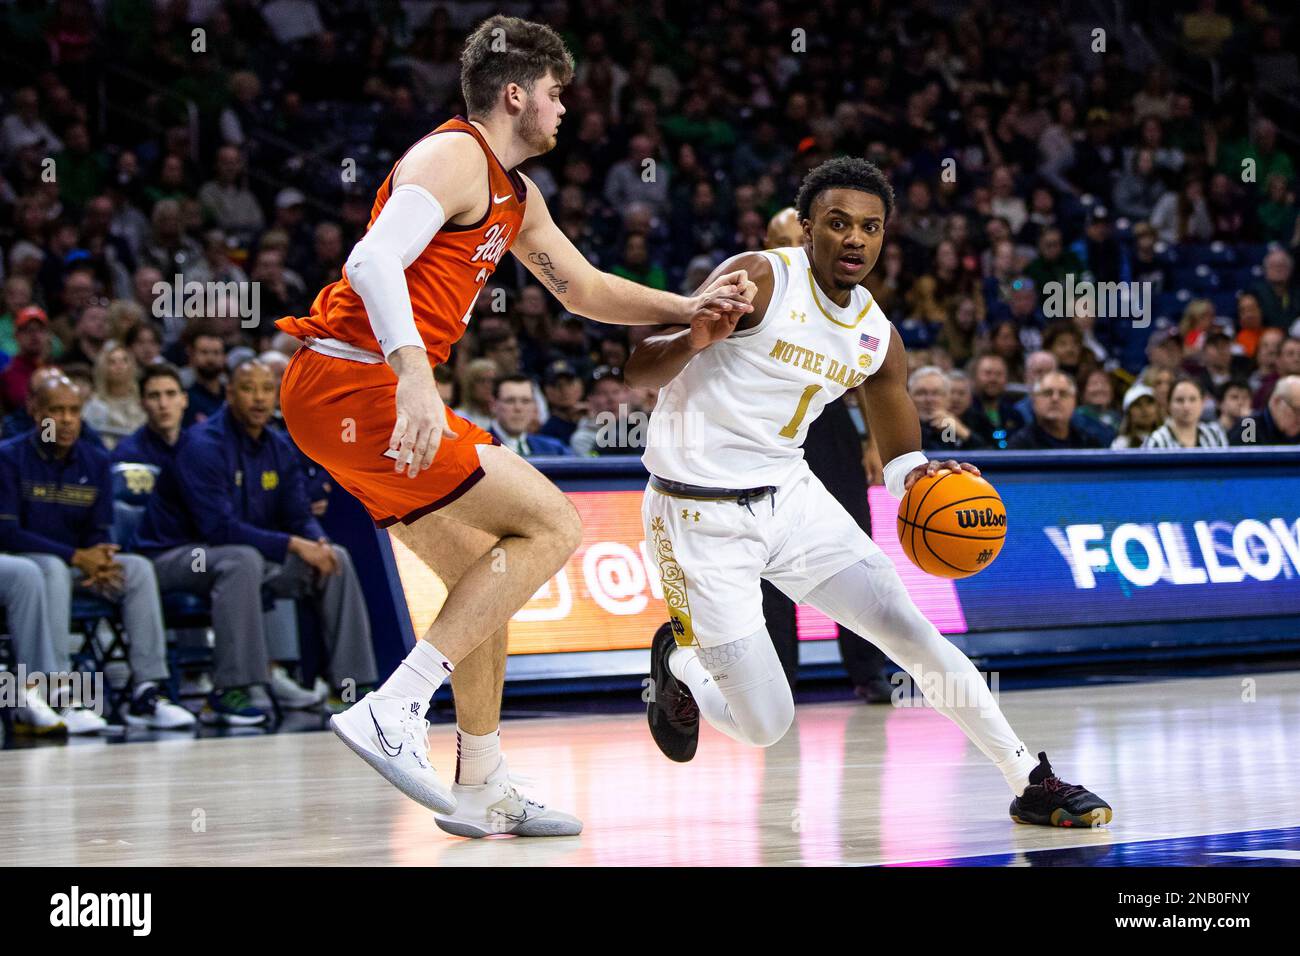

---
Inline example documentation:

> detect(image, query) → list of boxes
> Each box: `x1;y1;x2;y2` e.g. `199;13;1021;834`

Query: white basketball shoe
329;693;456;813
435;758;583;838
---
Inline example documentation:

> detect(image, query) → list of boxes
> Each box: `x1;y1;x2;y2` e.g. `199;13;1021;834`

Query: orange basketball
897;470;1007;578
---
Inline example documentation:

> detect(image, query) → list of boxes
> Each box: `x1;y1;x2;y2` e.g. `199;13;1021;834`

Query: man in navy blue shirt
0;374;193;731
135;360;376;724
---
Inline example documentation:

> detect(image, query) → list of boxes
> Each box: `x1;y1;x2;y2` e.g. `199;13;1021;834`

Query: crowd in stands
2;1;1300;733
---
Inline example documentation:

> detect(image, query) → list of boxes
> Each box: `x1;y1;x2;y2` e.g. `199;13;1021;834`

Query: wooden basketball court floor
4;671;1300;867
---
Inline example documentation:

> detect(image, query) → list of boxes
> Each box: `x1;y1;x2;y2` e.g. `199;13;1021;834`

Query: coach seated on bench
133;359;377;725
0;374;193;732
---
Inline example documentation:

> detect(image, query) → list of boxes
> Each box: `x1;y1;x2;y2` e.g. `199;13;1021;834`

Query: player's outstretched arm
861;327;981;498
512;175;754;327
625;253;772;390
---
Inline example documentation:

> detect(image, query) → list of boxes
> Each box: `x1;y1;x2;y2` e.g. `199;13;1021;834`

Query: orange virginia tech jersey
276;116;527;365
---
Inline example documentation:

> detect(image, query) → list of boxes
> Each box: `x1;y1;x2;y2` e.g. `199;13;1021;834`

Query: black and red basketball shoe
646;622;699;763
1010;752;1113;827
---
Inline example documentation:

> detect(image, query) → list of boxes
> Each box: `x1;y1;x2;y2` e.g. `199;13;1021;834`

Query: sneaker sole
330;714;456;814
1012;806;1113;828
434;815;583;839
124;715;197;730
199;712;268;727
13;722;68;737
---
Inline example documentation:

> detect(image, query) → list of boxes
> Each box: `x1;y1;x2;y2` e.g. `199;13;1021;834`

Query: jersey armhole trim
729;250;787;339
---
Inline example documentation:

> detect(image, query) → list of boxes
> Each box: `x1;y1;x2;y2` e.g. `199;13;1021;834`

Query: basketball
897;470;1007;579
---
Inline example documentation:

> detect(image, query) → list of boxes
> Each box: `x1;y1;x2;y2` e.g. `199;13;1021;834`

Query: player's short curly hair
795;156;896;223
460;15;575;117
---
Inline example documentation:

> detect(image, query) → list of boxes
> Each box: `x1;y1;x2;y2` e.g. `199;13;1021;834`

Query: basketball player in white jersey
630;157;1112;827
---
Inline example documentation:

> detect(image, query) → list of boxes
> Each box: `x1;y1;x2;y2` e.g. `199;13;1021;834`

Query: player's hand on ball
903;458;982;493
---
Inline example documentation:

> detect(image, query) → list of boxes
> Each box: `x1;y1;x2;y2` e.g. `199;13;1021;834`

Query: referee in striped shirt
1143;376;1229;448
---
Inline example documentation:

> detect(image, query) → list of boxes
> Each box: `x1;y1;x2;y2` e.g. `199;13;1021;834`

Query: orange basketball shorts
279;345;499;528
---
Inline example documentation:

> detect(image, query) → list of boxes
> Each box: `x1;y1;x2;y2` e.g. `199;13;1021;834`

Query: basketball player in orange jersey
275;15;755;838
631;157;1112;827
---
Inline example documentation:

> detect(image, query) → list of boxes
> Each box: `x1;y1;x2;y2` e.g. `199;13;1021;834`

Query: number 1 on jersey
779;384;822;438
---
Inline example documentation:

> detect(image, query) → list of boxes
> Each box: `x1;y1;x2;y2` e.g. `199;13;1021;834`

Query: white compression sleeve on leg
344;183;446;359
693;631;795;748
804;555;1038;793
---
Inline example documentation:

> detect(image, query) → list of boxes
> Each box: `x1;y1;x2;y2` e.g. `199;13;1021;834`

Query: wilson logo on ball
955;508;1007;529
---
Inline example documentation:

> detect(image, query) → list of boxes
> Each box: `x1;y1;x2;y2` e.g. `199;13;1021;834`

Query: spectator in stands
1230;376;1300;446
935;296;980;369
489;375;572;457
197;146;265;241
1150;175;1213;244
0;306;52;413
134;360;377;723
1043;321;1096;383
1258;173;1298;245
454;358;498;431
57;298;110;369
963;353;1024;449
49;268;97;350
1235;291;1266;358
1188;329;1245;400
909;365;985;451
1250;327;1285;405
1112;384;1161;448
571;365;642;455
1025;228;1083;293
1142;364;1176;417
1144;376;1229;448
604;134;669;214
0;276;35;357
907;240;984;327
538;359;586;445
1113;149;1166;221
1145;327;1185;379
1012;349;1058;422
1129;221;1168;293
1250;249;1299;330
141;199;205;282
81;343;146;450
181;321;226;427
985;318;1026;383
1076;368;1121;444
0;87;62;161
1215;380;1253;435
299;222;345;297
1007;372;1102;449
866;241;909;317
1070;207;1124;283
0;375;192;732
112;364;187;472
124;321;163;369
1179;298;1216;351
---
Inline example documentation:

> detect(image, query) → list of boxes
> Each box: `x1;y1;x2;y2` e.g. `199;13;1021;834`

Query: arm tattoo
527;251;570;295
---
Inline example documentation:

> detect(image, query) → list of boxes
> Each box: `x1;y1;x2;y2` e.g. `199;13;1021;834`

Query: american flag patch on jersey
859;333;881;351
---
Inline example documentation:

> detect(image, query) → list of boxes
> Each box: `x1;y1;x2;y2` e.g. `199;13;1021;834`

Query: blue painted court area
890;826;1300;867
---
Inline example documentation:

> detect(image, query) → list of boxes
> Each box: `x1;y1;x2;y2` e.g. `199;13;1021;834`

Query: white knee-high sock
668;645;748;744
805;557;1039;796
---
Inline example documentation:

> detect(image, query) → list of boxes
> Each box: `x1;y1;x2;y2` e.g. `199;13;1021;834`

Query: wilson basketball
897;470;1007;578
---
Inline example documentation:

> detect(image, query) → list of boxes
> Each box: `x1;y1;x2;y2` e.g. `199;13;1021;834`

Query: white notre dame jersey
642;244;892;487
